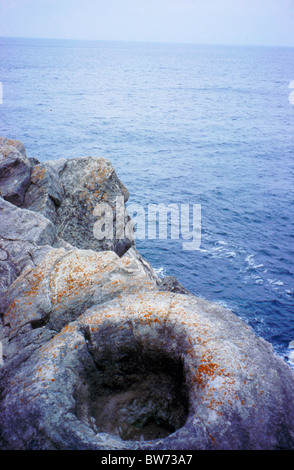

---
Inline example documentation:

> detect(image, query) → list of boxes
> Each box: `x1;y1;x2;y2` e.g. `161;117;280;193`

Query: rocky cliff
1;137;294;450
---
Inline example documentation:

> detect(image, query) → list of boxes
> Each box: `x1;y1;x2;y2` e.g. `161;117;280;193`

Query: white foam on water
154;267;166;278
210;241;237;259
267;278;284;286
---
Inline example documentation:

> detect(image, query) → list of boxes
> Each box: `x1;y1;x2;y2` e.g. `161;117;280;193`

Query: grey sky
0;0;294;46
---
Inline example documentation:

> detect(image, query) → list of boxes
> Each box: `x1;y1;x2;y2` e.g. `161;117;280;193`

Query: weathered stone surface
157;275;191;295
22;161;64;224
54;156;133;254
0;197;58;300
1;137;294;450
0;137;31;206
20;154;134;255
1;290;294;450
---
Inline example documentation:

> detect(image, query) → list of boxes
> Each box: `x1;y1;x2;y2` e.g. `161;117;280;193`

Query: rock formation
1;137;294;450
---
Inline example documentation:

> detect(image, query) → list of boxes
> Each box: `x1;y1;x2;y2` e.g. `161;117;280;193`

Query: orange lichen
5;138;18;145
193;362;219;386
49;251;116;307
1;139;22;156
31;165;46;183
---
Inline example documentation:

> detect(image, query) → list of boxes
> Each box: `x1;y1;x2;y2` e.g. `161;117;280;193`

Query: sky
0;0;294;47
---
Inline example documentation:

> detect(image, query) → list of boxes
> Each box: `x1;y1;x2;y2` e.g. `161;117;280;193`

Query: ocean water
1;37;294;365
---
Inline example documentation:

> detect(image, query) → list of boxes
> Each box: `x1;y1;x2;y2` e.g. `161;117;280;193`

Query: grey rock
0;196;56;247
157;275;192;295
1;291;294;450
54;156;133;254
0;196;58;300
123;246;160;282
22;161;64;224
0;136;27;157
20;153;135;255
0;137;31;206
1;137;294;451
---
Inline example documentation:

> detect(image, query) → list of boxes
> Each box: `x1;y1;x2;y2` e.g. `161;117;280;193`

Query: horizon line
1;35;294;49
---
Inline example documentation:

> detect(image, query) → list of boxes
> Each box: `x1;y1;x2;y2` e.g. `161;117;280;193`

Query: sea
1;37;294;366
